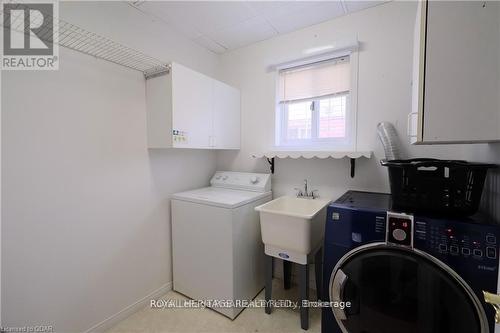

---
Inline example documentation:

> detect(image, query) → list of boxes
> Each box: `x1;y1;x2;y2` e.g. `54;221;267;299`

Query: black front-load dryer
322;191;500;333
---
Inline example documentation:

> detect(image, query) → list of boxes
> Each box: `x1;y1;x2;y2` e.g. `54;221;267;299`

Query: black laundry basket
381;158;497;216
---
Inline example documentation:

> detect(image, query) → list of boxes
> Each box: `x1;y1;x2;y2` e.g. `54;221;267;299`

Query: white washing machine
171;171;272;319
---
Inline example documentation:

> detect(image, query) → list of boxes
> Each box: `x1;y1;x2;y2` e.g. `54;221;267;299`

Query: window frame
274;51;358;151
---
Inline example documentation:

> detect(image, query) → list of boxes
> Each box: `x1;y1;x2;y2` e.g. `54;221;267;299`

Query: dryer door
329;242;488;333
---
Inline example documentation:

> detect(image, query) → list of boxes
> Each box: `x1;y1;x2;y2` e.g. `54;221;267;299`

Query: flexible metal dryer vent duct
377;122;402;161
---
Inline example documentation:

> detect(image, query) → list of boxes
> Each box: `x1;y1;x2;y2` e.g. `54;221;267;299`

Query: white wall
3;1;500;331
216;1;499;215
1;2;219;332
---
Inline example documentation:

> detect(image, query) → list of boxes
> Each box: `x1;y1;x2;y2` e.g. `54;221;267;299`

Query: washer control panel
415;219;499;261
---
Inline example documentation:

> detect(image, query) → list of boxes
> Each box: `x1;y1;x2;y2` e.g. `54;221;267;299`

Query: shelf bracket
267;158;275;174
350;158;356;178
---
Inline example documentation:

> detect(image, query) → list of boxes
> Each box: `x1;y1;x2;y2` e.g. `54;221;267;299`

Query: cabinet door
171;63;213;148
212;80;241;149
410;0;426;144
415;1;500;143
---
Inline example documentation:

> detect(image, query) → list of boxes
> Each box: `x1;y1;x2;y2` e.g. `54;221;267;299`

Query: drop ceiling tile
193;36;227;54
208;16;278;50
127;1;389;54
258;1;327;20
161;18;203;40
343;1;386;13
192;2;259;33
244;1;292;15
141;1;258;37
247;1;321;18
138;2;203;39
267;1;345;34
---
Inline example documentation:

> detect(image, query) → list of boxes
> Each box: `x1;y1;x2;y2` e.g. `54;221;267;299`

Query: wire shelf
1;1;169;77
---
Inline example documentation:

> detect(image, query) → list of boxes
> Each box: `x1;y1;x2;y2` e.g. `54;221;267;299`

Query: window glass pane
318;94;347;138
286;101;312;140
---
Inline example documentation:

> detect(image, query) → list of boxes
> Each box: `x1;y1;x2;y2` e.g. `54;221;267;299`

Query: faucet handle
311;190;319;199
294;188;303;196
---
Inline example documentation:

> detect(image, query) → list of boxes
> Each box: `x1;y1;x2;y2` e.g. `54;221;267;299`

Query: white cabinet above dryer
409;0;500;144
146;62;240;149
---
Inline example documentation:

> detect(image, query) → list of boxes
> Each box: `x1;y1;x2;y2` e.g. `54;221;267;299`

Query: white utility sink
255;196;330;264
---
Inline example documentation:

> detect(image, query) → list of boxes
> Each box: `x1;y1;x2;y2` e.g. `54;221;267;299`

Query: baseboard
84;282;172;333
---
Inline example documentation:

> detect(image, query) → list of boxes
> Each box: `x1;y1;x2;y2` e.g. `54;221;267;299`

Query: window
276;56;355;149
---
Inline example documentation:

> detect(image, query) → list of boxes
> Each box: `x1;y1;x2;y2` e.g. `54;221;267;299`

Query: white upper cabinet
171;63;213;148
212;80;241;149
146;62;241;149
410;1;500;144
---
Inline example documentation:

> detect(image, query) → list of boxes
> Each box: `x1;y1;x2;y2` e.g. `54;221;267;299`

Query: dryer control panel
415;218;499;262
387;212;413;247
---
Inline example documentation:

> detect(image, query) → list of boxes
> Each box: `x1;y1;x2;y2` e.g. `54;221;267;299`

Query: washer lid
171;187;272;209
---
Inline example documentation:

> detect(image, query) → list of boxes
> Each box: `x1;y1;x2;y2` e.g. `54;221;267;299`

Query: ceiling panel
139;2;202;39
343;1;386;13
246;1;324;18
208;16;278;50
193;35;228;54
243;1;288;14
266;1;345;34
128;1;390;54
140;1;258;36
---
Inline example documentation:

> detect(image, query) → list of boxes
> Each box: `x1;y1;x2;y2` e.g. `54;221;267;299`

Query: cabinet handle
484;291;500;323
407;112;418;137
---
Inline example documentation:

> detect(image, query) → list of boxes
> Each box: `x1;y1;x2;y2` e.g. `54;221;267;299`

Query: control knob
392;229;407;242
250;176;259;184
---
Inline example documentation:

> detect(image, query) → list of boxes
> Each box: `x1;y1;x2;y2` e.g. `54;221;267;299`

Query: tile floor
106;279;321;333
